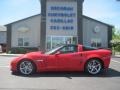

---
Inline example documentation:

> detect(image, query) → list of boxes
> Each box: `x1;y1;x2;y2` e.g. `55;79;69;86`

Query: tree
111;28;120;54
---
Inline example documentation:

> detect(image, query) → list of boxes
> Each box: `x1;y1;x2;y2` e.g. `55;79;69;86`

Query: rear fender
86;54;102;61
81;54;104;71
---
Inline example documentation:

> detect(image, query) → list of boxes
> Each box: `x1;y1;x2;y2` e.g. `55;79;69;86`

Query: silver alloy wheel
19;61;33;75
87;59;102;75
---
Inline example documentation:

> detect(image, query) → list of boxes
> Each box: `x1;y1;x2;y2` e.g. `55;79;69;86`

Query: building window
18;38;23;46
46;36;77;51
24;38;29;46
46;36;51;51
18;38;29;47
60;45;78;54
91;38;101;48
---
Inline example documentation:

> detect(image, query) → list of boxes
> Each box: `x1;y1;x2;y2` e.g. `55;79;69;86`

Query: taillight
110;52;112;55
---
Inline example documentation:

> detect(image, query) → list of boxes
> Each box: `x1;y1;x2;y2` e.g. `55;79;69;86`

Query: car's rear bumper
102;56;111;69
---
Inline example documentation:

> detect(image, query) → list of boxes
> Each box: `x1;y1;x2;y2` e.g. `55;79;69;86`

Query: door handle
80;54;83;56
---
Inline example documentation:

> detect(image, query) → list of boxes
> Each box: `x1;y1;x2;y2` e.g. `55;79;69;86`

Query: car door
57;45;83;71
45;54;58;71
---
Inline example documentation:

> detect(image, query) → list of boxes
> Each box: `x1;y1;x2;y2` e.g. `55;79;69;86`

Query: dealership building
6;0;113;52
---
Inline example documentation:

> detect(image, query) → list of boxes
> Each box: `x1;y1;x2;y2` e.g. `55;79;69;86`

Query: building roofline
0;26;7;31
83;15;114;28
5;14;40;26
5;14;114;28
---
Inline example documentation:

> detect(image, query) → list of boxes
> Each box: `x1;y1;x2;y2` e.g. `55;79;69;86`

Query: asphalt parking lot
0;56;120;90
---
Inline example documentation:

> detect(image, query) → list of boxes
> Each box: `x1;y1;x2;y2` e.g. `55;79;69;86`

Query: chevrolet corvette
10;44;112;75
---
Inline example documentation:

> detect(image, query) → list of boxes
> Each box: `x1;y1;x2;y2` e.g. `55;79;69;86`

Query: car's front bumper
10;57;20;72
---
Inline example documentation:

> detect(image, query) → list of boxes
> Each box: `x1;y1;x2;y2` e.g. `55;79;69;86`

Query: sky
0;0;120;29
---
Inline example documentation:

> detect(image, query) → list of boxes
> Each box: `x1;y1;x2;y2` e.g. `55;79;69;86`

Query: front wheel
18;60;35;75
85;59;102;75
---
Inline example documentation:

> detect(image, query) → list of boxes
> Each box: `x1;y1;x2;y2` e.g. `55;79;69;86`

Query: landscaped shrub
115;45;120;52
9;48;27;54
8;47;38;54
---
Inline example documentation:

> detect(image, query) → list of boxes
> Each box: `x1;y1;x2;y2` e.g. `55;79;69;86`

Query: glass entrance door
46;36;77;51
91;38;102;48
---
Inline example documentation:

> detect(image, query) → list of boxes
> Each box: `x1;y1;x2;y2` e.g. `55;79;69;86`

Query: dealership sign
46;0;77;31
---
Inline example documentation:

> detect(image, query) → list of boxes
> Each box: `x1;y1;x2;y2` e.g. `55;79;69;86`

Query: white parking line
112;60;120;64
0;66;9;68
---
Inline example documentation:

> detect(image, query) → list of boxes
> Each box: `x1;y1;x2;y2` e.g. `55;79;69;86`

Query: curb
112;55;120;58
0;54;23;57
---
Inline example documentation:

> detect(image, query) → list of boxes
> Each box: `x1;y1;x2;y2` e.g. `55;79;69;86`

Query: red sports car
10;44;112;75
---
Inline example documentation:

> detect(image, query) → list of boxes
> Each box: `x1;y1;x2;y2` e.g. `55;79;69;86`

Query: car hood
21;51;46;60
26;51;43;56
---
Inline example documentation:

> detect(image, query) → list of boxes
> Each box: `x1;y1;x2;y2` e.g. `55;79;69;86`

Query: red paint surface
10;45;112;72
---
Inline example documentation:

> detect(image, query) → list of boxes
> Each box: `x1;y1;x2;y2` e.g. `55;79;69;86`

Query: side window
83;46;97;51
60;45;77;54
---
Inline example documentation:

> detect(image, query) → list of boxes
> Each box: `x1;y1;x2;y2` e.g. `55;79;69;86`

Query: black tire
85;59;103;75
18;60;36;75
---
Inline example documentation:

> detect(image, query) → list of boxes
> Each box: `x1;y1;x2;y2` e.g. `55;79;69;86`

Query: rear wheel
18;60;35;75
85;59;102;75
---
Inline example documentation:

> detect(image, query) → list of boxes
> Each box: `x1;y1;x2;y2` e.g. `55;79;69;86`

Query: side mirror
40;51;44;54
55;51;61;56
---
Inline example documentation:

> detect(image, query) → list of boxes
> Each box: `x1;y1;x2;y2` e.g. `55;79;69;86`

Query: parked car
10;44;112;75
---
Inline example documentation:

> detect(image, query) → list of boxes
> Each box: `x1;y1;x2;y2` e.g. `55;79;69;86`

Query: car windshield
45;46;63;55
